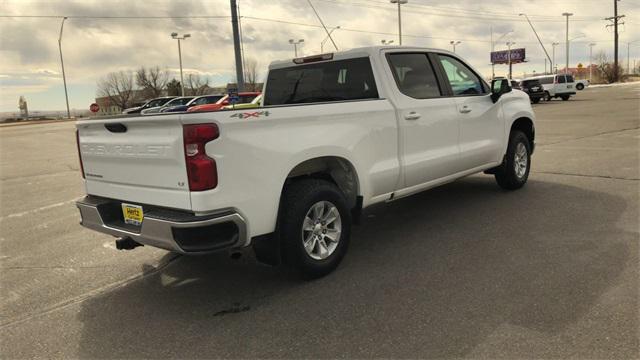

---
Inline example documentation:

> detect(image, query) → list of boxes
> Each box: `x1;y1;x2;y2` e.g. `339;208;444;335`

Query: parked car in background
187;92;261;112
141;96;194;115
510;79;521;90
525;74;576;101
75;47;536;278
518;79;545;104
575;79;589;90
122;96;176;114
221;94;263;110
160;95;225;113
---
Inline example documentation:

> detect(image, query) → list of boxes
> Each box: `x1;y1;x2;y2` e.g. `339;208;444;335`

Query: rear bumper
76;196;247;254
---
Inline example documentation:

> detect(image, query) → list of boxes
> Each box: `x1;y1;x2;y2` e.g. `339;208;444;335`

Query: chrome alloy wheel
514;142;528;179
301;201;342;260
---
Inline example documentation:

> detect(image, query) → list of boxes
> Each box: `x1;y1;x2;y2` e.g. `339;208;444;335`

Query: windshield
165;97;194;106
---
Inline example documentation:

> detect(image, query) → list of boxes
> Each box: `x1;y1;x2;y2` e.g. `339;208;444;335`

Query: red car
187;92;261;112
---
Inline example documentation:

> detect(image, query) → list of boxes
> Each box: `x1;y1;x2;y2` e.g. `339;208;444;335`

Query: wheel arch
510;117;535;153
282;155;361;210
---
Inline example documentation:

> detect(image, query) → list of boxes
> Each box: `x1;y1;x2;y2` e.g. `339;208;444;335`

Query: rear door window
387;53;441;98
539;77;553;85
263;57;379;106
565;75;574;83
557;75;566;83
438;55;487;96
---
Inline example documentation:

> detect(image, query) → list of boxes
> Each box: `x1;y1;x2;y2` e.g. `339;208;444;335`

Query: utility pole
589;43;596;82
289;39;304;57
562;12;573;74
507;41;516;79
491;28;513;79
552;42;559;74
390;0;407;45
519;14;553;73
230;0;245;91
604;1;625;82
171;33;190;96
58;17;70;119
450;40;461;53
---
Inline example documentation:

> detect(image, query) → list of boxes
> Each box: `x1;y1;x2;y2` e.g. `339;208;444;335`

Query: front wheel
544;91;552;101
576;83;584;90
532;97;541;104
561;95;570;101
279;179;351;279
494;130;531;190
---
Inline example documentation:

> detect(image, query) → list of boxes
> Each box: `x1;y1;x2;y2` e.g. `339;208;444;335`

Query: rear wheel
494;130;531;190
532;97;541;104
544;91;552;101
279;179;351;279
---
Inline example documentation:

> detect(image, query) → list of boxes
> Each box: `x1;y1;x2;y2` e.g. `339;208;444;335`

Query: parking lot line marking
0;199;77;222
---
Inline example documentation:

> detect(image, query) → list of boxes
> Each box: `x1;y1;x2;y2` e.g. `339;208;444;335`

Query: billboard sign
491;48;526;64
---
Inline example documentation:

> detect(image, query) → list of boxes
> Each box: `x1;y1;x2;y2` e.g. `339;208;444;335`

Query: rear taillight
75;129;85;179
183;124;219;191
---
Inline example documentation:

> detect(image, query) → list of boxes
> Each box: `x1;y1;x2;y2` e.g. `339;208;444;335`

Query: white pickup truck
76;46;536;278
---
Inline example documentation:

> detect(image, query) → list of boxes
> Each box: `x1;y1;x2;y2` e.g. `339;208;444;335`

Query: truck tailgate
77;116;191;210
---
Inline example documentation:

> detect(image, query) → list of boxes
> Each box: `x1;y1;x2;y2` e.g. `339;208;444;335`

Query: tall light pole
506;41;516;79
519;13;553;74
289;39;304;57
450;40;461;53
381;39;395;45
552;42;560;73
321;26;340;53
390;0;408;45
589;43;596;82
58;17;70;119
562;12;573;74
171;32;190;96
491;28;513;78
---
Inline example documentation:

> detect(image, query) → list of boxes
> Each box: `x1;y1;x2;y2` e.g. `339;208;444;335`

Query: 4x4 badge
230;111;271;119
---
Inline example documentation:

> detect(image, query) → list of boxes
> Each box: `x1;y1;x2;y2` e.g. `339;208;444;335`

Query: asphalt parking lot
1;84;638;359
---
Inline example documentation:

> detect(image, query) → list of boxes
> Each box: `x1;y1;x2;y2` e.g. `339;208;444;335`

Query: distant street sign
89;103;100;113
491;48;526;64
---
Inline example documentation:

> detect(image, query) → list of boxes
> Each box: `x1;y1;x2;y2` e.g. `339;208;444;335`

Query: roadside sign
89;103;100;113
491;48;526;64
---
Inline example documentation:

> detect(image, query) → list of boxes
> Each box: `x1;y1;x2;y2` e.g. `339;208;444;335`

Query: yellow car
222;94;263;110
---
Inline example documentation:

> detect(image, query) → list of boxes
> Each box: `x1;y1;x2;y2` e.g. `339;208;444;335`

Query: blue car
160;94;224;113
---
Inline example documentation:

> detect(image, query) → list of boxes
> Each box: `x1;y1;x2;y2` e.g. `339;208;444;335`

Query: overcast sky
1;0;639;112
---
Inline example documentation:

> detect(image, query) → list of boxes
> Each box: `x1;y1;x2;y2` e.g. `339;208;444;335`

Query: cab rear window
263;57;379;106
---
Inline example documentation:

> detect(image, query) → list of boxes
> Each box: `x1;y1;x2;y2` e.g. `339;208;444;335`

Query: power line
0;15;230;19
315;0;602;23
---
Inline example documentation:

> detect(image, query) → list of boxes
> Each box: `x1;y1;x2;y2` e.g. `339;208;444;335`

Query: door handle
459;105;472;114
404;112;421;120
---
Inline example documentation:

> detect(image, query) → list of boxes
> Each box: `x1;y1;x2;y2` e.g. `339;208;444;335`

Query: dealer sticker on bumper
122;203;144;226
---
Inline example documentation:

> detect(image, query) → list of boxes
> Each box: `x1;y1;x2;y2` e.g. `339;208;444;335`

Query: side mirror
490;78;512;103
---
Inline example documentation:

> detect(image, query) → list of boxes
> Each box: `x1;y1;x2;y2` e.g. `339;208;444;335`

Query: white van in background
524;74;576;101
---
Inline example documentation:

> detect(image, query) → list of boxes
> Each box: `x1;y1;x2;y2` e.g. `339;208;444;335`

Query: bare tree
595;50;622;84
136;66;168;98
166;78;182;96
97;71;136;110
185;73;210;95
243;57;260;91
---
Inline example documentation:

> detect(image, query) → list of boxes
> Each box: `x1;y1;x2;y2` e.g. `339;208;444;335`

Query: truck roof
268;46;456;70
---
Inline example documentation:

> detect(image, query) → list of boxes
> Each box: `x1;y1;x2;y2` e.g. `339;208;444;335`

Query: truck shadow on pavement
76;176;637;358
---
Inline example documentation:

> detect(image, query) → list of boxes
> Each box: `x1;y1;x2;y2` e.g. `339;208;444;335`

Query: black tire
561;95;570;101
532;97;541;104
494;130;531;190
544;91;552;101
576;83;584;90
279;179;351;279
